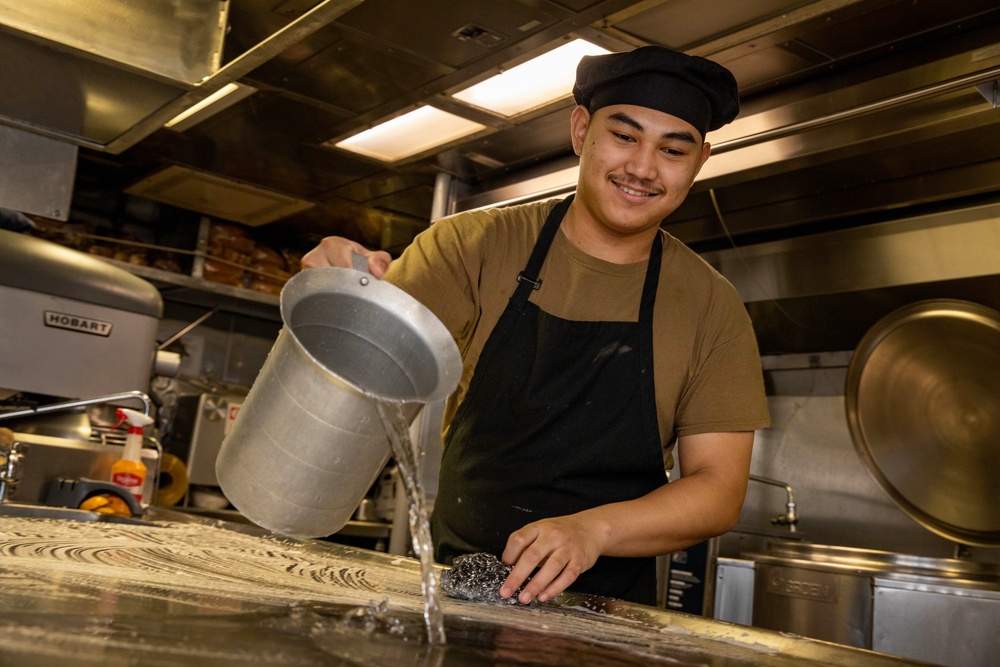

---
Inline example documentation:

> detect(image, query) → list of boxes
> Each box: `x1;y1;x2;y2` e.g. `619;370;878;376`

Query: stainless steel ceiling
7;0;1000;254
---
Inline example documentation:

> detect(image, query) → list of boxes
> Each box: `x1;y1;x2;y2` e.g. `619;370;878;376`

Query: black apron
431;196;667;605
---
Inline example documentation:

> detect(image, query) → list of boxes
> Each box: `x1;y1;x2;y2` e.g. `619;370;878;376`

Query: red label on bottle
112;472;144;501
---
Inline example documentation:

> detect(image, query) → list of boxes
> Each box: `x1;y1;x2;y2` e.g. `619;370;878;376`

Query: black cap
572;46;739;138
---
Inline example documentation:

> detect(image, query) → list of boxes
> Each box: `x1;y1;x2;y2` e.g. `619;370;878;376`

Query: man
302;46;770;606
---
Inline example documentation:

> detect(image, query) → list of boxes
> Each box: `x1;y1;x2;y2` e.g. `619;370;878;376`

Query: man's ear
694;141;712;176
570;105;591;156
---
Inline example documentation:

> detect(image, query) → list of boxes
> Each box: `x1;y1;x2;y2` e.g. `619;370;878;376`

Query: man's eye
613;131;634;142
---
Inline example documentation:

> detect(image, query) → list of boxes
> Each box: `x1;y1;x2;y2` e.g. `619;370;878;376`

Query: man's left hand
498;513;606;604
494;431;755;604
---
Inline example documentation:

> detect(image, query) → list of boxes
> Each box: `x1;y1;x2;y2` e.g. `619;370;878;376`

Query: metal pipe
713;65;1000;154
158;306;219;350
430;171;453;222
0;391;152;421
388;472;410;556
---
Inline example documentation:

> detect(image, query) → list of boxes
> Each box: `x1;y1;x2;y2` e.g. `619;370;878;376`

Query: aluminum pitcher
215;262;461;538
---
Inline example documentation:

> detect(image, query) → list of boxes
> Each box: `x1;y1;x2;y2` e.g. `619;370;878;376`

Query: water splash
337;597;406;636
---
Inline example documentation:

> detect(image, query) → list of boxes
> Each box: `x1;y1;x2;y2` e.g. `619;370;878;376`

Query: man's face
570;103;712;238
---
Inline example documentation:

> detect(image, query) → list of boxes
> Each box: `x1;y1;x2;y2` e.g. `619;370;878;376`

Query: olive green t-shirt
384;199;770;466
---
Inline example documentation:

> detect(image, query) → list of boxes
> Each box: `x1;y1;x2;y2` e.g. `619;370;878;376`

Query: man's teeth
617;183;653;196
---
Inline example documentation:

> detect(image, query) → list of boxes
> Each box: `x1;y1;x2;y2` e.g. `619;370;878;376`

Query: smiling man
302;46;770;606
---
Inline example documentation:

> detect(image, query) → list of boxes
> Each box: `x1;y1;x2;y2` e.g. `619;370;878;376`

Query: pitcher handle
351;252;371;274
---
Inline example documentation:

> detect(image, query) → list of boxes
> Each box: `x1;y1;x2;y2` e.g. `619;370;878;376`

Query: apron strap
638;230;663;446
509;195;574;313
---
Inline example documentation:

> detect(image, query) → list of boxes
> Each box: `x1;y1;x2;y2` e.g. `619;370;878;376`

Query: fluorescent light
334;106;487;162
165;83;256;131
453;39;611;117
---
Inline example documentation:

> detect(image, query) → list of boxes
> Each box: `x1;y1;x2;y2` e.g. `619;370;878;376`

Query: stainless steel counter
0;505;934;666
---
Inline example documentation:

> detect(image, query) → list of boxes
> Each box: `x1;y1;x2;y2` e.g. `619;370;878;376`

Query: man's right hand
301;236;393;278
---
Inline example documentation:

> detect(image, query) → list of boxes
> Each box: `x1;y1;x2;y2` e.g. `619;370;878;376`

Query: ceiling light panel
332;106;487;162
452;39;610;118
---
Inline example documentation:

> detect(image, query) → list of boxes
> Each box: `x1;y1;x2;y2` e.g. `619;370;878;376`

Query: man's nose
624;146;658;181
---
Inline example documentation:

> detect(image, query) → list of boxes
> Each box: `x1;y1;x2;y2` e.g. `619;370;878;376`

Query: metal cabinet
743;543;1000;663
873;578;1000;667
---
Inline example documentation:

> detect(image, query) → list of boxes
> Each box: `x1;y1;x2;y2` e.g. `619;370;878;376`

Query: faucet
0;391;152;503
0;390;152;422
0;439;28;503
749;474;798;533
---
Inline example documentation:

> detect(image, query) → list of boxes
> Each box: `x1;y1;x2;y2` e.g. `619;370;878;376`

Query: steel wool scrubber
440;552;533;605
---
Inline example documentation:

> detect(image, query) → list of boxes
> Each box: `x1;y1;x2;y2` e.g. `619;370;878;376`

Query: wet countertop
0;505;933;666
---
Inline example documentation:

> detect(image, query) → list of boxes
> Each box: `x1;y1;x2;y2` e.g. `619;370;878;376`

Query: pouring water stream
376;401;446;645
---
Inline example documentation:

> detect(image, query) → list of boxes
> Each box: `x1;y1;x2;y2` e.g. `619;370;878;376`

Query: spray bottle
111;408;154;503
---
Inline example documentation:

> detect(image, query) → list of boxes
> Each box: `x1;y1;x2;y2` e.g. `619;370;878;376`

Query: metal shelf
97;257;281;323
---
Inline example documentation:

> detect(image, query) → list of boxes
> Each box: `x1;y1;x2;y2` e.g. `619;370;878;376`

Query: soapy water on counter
0;404;817;664
0;396;821;665
0;515;770;666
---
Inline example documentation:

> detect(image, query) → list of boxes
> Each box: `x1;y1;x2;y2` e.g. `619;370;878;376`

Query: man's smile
611;177;661;198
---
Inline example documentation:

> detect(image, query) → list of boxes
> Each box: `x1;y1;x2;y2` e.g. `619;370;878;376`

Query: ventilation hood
2;0;1000;256
0;0;228;150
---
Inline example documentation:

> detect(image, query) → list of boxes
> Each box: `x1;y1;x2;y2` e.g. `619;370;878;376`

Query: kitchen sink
0;501;155;526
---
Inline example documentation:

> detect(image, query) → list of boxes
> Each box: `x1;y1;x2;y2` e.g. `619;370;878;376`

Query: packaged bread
248;278;284;296
251;245;286;271
203;258;246;287
208;222;255;255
